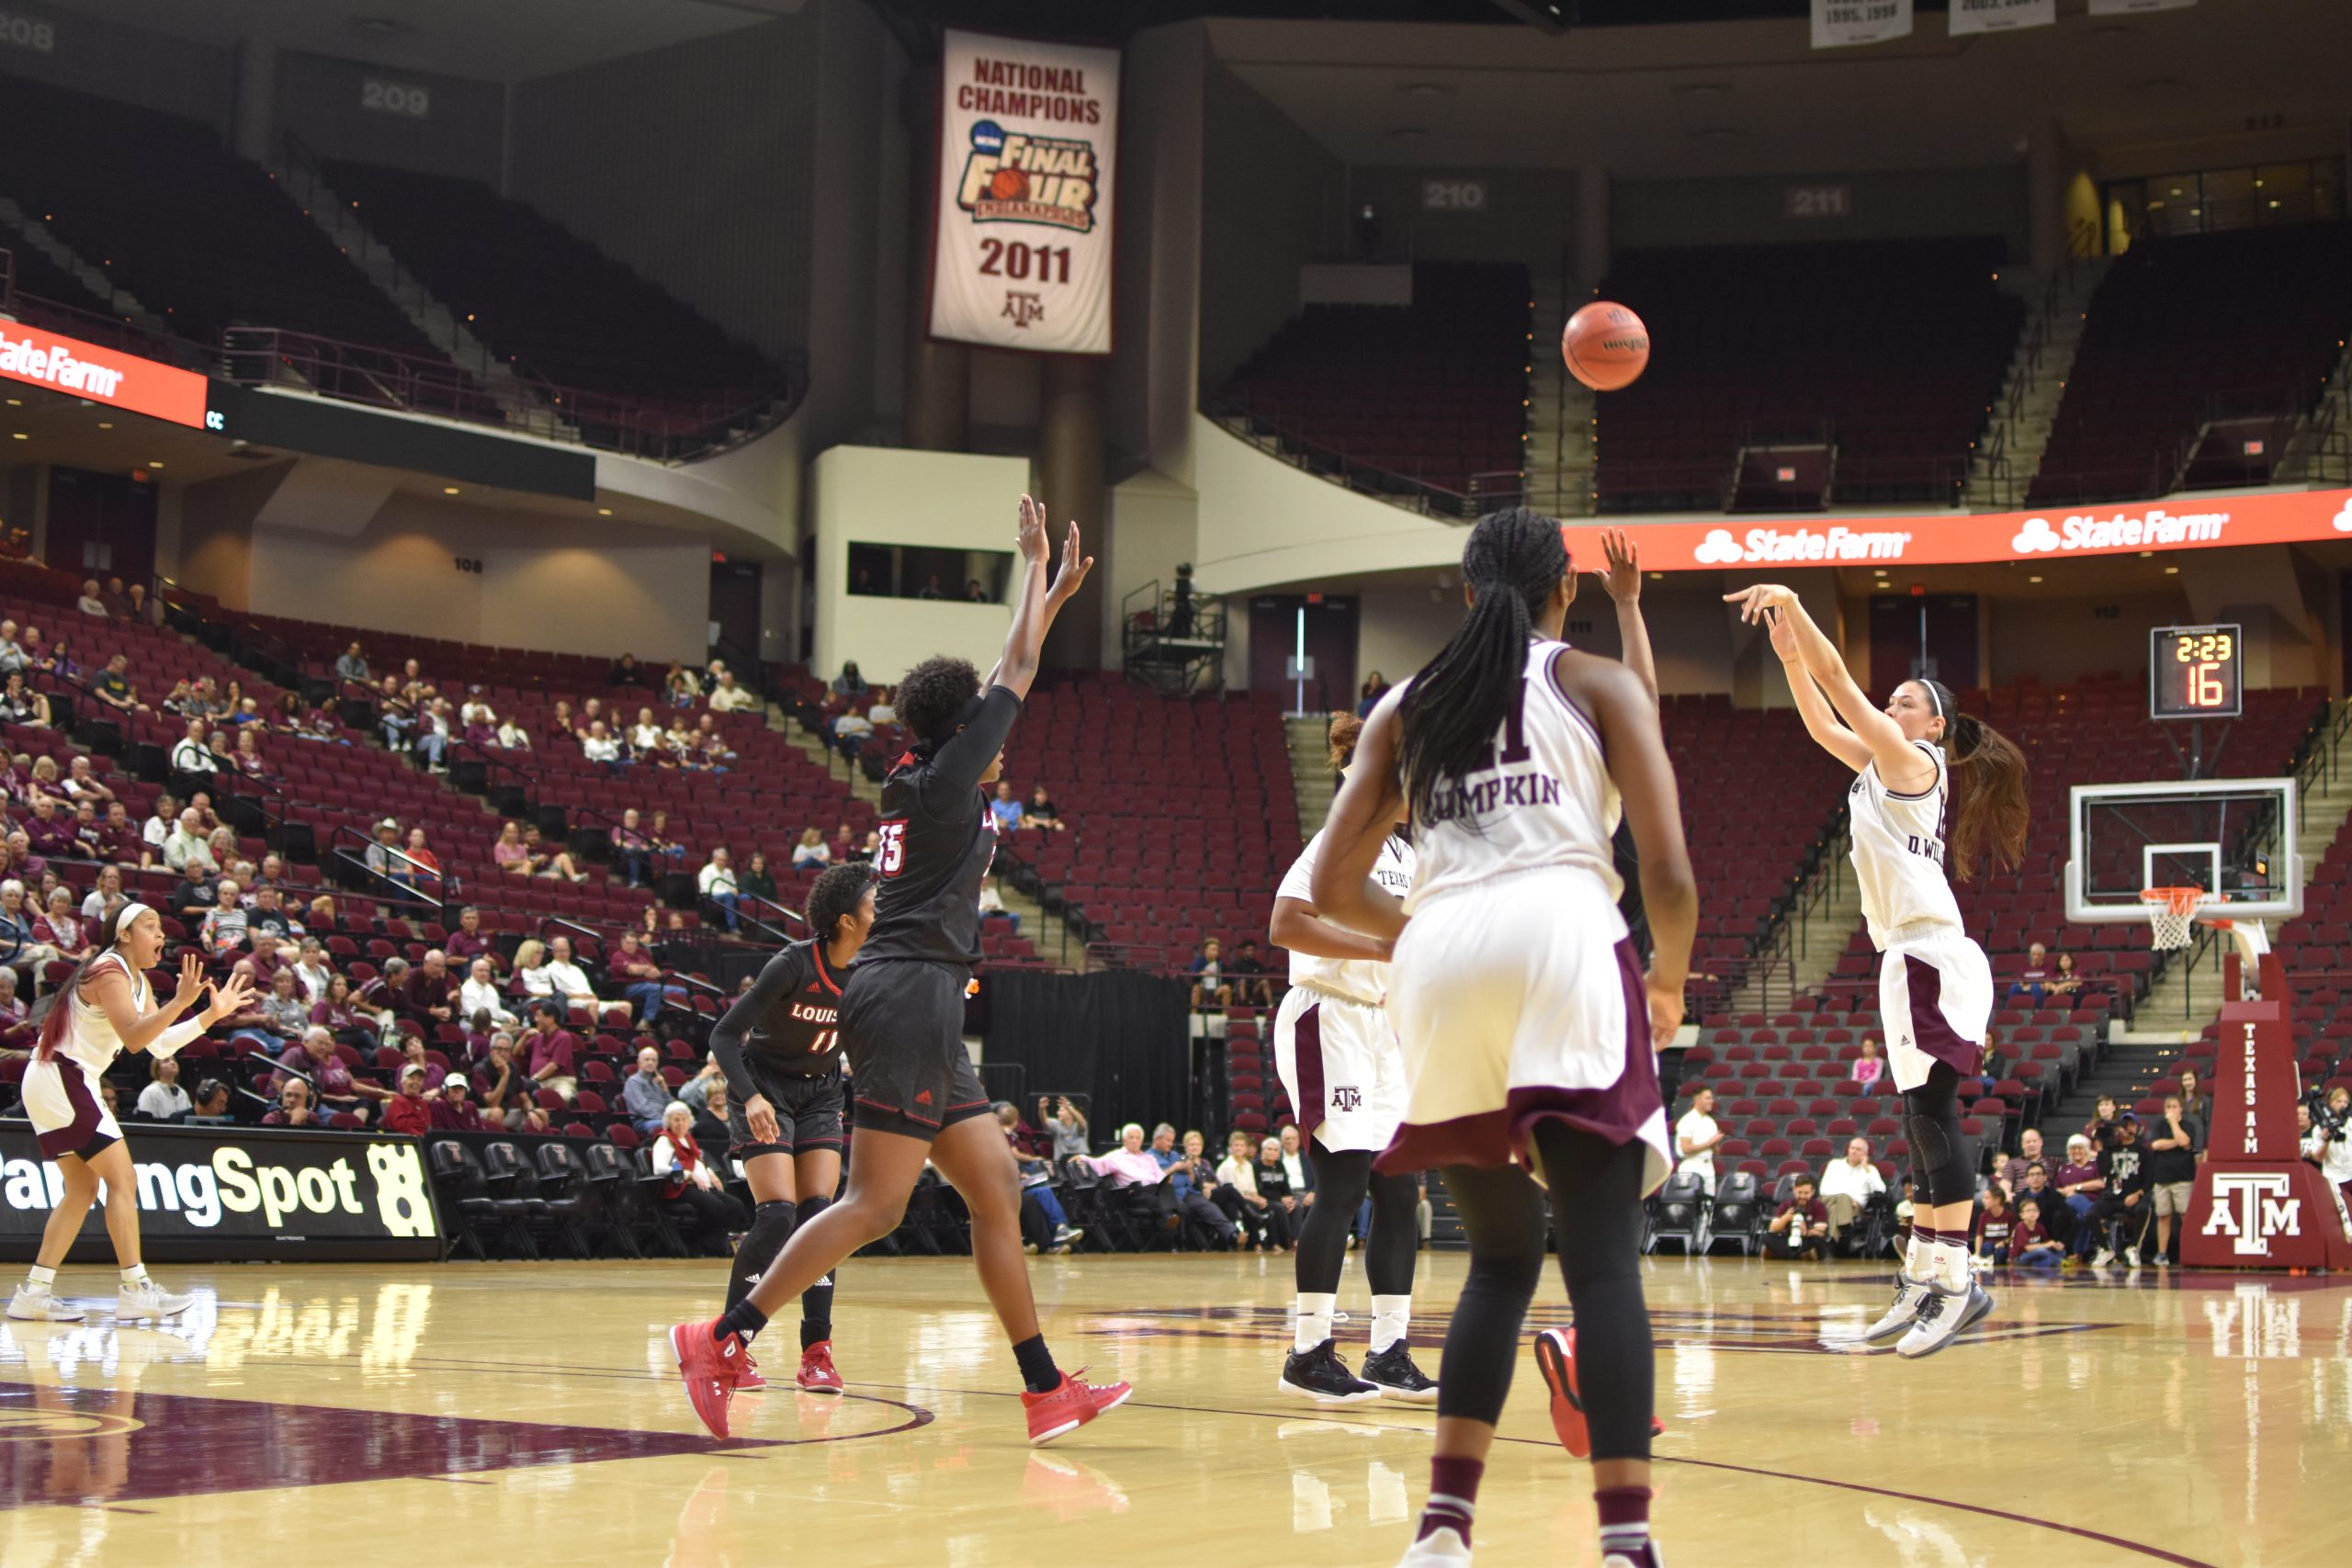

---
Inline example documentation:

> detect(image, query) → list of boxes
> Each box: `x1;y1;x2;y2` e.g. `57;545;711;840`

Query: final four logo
956;119;1100;233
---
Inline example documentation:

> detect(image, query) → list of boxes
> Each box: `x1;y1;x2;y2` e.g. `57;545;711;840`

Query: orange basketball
989;168;1029;202
1562;300;1650;392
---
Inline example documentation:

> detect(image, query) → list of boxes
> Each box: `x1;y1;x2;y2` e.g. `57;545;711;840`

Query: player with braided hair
1725;582;2028;1359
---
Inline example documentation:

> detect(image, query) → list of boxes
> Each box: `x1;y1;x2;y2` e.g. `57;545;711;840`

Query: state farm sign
1586;490;2352;573
0;321;209;429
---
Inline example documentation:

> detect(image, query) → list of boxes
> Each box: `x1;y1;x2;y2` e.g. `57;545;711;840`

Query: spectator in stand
519;999;579;1100
512;939;552;1000
1278;1123;1316;1210
231;728;268;780
1674;1085;1725;1195
32;888;87;964
186;1077;232;1124
1767;1175;1831;1261
2177;1066;2212;1130
1817;1136;1886;1248
607;650;646;687
663;662;698;706
1997;1128;2057;1201
1038;1095;1089;1161
75;579;107;617
790;828;831;872
430;1074;485;1132
1256;1134;1298;1219
623;1044;673;1134
136;1055;190;1122
25;753;63;807
542;936;597;1018
99;576;130;616
989;781;1023;834
62;755;116;807
832;661;868;703
1217;1128;1288;1250
264;1077;322;1128
0;620;21;672
625;707;664;757
78;864;125;923
0;671;50;728
1357;671;1390;720
141;792;178;853
610;932;668;1024
977;875;1019;937
707;671;758;713
170;717;219;784
362;818;403;883
966;578;989;603
0;886;65;976
198;878;249;957
403;950;458;1032
472;1035;519;1122
382;1066;435;1135
1024;784;1063;832
651;1101;744;1256
2085;1095;2123;1153
1222;940;1273;1008
1973;1187;2017;1264
2146;1092;2203;1267
581;720;622;765
739;851;778;905
610;808;656;888
69;800;104;858
2006;941;2052;1006
275;1027;369;1123
311;973;375;1045
2009;1200;2064;1268
1165;1127;1241;1248
397;828;442;895
444;906;492;968
96;802;142;866
2088;1112;2152;1266
699;846;741;932
290;938;333;1003
460;958;516;1030
2045;951;2081;1000
23;795;75;861
2015;1162;2068;1249
1189;938;1231;1009
492;712;532;750
828;705;873;761
334;641;370;683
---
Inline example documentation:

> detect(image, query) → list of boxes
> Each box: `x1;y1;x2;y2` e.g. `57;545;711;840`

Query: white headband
1921;681;1945;721
111;901;154;943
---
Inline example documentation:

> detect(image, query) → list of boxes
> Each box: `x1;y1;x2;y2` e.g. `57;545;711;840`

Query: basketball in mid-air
1562;300;1650;391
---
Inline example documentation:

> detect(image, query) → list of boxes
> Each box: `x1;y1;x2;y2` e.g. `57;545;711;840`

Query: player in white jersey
1270;713;1434;1405
1316;510;1695;1568
7;902;255;1324
1726;584;2030;1360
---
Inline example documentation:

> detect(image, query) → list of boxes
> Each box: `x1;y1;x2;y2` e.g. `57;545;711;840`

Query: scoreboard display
2151;624;2243;719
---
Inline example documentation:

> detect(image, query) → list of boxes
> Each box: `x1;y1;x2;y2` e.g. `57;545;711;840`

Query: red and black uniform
841;687;1019;1139
709;939;848;1159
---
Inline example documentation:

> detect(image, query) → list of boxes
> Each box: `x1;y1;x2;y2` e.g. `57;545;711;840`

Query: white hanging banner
1950;0;2055;34
1810;0;1912;48
928;28;1120;356
2086;0;2195;13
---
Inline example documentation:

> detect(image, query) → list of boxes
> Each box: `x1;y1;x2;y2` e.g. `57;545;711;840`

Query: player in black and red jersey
670;495;1131;1446
706;860;876;1396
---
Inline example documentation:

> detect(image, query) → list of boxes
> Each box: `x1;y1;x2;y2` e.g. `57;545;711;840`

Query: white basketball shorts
1878;923;1994;1094
1272;986;1409;1156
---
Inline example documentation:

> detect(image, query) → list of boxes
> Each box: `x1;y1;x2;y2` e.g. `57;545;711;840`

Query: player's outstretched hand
1766;606;1800;661
1046;520;1095;608
168;952;208;1012
205;967;257;1024
1645;974;1684;1052
1722;583;1798;625
744;1093;780;1146
1595;527;1641;604
1016;494;1049;565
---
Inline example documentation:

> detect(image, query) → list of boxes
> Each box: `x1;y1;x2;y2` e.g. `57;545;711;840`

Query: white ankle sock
1370;1293;1410;1354
23;1265;56;1293
1930;1239;1971;1292
1294;1292;1336;1353
1903;1230;1930;1280
119;1265;150;1288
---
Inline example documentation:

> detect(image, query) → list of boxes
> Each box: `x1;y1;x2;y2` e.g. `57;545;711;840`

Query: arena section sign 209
928;28;1119;356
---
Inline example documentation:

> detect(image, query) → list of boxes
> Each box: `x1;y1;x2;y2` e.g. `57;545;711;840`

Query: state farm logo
0;326;126;399
2200;1172;2301;1256
2010;506;2230;554
1692;525;1914;566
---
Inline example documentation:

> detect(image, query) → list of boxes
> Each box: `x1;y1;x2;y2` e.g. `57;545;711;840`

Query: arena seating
1;223;130;334
1218;261;1531;498
1589;238;2019;512
2030;222;2352;505
0;78;452;365
321;160;784;423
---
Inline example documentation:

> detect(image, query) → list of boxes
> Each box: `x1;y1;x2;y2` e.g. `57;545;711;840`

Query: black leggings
1901;1061;1972;1208
1295;1141;1419;1296
1437;1124;1652;1461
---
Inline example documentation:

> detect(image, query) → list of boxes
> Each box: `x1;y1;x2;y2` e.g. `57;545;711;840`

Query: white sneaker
116;1280;196;1321
1858;1273;1931;1345
2123;1246;2141;1268
6;1287;85;1322
2091;1247;2116;1267
1396;1526;1473;1566
1895;1281;1995;1359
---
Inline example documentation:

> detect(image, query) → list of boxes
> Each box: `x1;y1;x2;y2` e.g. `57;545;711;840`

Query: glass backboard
2064;777;2301;923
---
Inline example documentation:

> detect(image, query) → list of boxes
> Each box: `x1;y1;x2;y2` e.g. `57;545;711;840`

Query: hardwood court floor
3;1252;2349;1566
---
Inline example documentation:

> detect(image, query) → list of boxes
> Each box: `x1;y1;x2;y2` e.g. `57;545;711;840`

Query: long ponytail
34;901;142;1060
1922;680;2029;881
1326;712;1364;777
1397;508;1569;828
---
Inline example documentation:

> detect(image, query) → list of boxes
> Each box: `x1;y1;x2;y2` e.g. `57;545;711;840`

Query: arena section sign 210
927;28;1118;356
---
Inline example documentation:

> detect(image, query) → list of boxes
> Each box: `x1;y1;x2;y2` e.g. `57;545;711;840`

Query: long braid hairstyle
34;902;142;1060
1397;508;1568;829
1918;678;2030;881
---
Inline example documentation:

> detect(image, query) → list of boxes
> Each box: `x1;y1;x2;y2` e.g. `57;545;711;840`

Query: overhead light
147;460;164;469
596;507;614;516
2164;566;2179;575
443;486;461;495
2;397;17;406
96;421;112;430
1479;0;1569;37
2029;575;2042;584
8;434;24;442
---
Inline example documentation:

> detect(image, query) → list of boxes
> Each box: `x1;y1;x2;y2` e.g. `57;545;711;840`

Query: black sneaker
1359;1342;1438;1403
1278;1338;1381;1404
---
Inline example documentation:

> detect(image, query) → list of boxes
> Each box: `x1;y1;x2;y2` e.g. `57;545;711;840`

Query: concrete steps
1283;715;1335;847
0;197;176;344
1725;837;1863;1020
1963;258;2109;509
1523;271;1596;518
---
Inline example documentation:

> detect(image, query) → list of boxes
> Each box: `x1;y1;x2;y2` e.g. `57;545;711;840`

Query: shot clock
2151;624;2243;720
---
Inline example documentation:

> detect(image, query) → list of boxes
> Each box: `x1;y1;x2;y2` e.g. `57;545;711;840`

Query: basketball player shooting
669;495;1132;1446
1724;583;2029;1358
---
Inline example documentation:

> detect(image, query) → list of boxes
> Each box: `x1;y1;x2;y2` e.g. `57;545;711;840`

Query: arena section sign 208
928;28;1118;356
1609;489;2352;571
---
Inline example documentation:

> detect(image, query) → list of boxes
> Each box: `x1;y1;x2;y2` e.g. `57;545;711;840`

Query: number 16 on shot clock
2150;623;2242;720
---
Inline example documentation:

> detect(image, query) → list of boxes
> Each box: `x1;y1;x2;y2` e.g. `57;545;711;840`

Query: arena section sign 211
1598;489;2352;572
928;28;1118;356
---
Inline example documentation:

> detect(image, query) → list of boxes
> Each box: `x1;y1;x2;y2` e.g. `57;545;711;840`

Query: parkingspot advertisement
1586;489;2352;571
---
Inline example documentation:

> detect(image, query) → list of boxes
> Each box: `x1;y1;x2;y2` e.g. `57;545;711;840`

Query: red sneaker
797;1339;843;1394
670;1320;749;1439
1021;1368;1133;1446
1534;1328;1663;1459
737;1353;767;1392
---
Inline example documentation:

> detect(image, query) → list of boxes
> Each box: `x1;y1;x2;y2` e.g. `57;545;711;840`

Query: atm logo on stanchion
2200;1172;2301;1256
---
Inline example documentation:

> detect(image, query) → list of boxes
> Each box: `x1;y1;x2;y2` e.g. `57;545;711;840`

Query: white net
2142;889;2201;951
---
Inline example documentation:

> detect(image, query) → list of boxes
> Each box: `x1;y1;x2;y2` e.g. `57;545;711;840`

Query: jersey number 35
876;820;908;876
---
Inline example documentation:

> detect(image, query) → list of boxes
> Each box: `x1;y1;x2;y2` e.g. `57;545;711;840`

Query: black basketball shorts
732;1060;846;1161
841;959;991;1141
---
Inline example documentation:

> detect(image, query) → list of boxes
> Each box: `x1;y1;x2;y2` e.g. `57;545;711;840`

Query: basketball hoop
2139;886;2205;951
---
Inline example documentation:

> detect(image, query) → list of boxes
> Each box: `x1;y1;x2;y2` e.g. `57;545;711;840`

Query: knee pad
797;1194;830;1221
753;1199;797;1226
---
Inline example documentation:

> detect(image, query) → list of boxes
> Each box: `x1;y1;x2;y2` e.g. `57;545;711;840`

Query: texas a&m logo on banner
930;29;1119;356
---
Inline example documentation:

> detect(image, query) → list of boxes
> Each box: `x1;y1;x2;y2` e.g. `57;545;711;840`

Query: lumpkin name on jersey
1424;771;1565;825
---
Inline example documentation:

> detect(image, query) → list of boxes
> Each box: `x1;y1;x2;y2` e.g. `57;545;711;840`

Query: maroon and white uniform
23;949;205;1160
1374;641;1669;1191
1271;828;1414;1155
1850;739;1992;1092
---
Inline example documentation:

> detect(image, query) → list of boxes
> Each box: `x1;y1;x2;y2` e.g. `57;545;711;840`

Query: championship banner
1576;488;2352;573
1810;0;1912;49
1949;0;2054;35
928;28;1119;356
0;1121;443;1263
0;321;210;429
